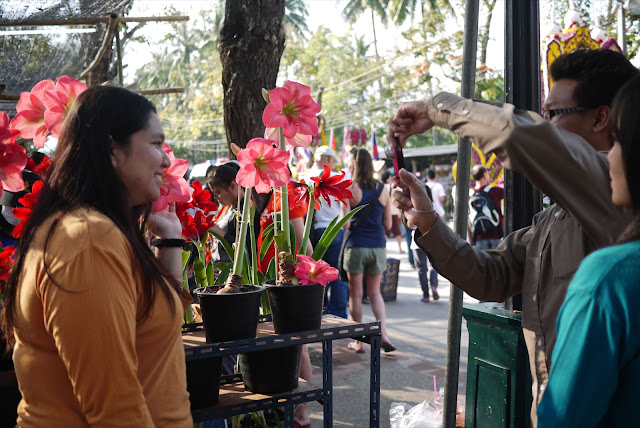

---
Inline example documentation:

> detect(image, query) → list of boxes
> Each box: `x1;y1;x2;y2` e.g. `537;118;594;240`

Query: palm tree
284;0;310;39
341;0;389;59
389;0;456;25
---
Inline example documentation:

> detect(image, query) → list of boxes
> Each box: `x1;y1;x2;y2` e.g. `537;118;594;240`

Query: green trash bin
463;303;532;428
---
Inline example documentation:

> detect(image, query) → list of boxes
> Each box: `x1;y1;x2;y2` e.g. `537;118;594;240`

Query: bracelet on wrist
150;237;186;248
413;207;436;214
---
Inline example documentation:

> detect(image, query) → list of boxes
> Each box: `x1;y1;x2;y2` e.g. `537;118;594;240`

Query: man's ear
592;105;610;133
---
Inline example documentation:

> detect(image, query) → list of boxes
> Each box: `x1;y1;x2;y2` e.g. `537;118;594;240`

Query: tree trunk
219;0;286;152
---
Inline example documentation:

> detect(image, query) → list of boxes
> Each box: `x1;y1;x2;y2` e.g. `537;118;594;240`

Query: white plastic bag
389;400;443;428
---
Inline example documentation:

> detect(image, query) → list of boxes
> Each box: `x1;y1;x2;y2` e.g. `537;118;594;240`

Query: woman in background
344;148;395;353
1;86;192;427
537;74;640;427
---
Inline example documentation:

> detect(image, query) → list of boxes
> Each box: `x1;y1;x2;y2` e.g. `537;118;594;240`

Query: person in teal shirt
537;74;640;426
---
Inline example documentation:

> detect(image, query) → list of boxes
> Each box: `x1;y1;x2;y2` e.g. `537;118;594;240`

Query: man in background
307;146;349;318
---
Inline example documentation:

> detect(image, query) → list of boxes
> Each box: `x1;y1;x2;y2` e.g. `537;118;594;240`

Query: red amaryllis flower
41;76;87;137
288;179;310;208
10;79;55;148
0;245;15;282
12;180;44;238
294;255;338;286
310;165;353;209
236;138;290;194
152;143;190;212
183;210;215;242
190;180;218;213
262;81;321;139
0;112;19;145
26;154;52;179
175;201;194;224
0;143;28;198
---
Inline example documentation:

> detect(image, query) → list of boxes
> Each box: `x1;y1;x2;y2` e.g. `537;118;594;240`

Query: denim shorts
343;247;387;275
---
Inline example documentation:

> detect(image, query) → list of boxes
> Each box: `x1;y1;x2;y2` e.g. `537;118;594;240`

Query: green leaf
206;262;214;286
214;264;231;285
259;224;275;260
209;231;235;262
311;205;366;261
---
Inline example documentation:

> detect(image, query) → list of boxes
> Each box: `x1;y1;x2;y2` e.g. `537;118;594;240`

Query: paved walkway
306;236;479;427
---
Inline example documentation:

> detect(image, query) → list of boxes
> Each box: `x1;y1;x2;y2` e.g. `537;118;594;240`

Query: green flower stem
279;133;292;253
182;268;194;324
232;185;253;276
299;189;315;256
193;257;208;288
249;207;259;285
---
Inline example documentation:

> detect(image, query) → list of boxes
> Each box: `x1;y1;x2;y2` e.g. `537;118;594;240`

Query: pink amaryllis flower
0;112;19;145
264;127;312;149
42;76;87;137
236;138;290;194
0;143;27;199
262;81;321;139
294;255;338;286
10;79;56;148
152;143;190;212
310;165;353;209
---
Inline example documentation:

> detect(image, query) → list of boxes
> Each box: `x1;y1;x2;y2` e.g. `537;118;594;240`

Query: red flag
330;128;337;152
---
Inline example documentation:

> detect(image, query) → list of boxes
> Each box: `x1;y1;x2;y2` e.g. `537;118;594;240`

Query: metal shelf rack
183;315;382;427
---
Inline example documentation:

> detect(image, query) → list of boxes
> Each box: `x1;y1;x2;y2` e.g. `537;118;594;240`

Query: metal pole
504;0;542;311
443;1;479;426
618;0;627;56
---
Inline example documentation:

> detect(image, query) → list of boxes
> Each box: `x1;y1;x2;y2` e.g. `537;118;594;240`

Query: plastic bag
389;400;443;428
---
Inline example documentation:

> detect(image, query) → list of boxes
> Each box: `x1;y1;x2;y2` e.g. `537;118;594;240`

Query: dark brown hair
352;147;377;189
2;86;179;348
611;74;640;242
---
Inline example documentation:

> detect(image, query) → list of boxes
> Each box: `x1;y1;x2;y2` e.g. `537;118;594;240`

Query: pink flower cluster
11;76;87;149
152;144;191;212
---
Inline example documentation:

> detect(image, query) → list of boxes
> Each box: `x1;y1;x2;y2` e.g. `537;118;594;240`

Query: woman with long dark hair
344;148;394;353
1;86;192;426
206;161;242;264
537;74;640;427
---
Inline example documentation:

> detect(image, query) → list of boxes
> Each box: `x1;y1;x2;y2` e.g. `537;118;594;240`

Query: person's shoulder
48;207;126;253
572;242;640;295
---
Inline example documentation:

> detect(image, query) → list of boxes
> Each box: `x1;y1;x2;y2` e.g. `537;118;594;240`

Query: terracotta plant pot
266;283;325;334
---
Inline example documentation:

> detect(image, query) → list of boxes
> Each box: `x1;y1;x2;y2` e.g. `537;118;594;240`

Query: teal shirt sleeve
537;251;626;428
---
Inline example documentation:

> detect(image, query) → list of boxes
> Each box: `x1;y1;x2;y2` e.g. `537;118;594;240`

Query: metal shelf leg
323;339;333;427
370;334;381;428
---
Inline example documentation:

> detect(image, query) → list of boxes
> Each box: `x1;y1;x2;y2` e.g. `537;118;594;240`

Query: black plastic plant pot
194;285;265;343
239;345;302;394
266;283;325;334
186;356;223;409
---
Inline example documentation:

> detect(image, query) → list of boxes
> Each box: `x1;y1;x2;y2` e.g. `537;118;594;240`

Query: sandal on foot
381;341;396;353
347;341;365;353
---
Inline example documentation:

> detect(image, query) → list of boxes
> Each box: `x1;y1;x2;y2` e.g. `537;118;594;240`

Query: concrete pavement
306;236;479;427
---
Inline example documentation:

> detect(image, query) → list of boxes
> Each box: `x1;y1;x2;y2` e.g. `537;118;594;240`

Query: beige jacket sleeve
419;215;532;301
427;92;629;246
39;222;155;427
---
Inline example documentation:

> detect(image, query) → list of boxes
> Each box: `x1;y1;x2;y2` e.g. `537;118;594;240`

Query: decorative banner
452;142;504;188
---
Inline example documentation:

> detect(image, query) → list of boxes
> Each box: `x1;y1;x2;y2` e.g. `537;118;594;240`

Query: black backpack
468;186;501;238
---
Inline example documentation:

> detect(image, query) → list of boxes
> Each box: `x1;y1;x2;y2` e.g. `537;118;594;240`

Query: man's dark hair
472;165;487;181
550;49;639;109
427;169;436;180
380;171;391;183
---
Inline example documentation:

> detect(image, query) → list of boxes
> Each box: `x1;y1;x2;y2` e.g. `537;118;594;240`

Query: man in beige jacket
387;49;638;427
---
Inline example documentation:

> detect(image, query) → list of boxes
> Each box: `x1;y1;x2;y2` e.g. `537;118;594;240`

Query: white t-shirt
427;180;446;217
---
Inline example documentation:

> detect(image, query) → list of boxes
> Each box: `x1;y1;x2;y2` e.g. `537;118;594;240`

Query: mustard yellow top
12;207;193;427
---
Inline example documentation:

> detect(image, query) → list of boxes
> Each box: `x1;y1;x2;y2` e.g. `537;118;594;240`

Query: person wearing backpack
469;165;504;250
